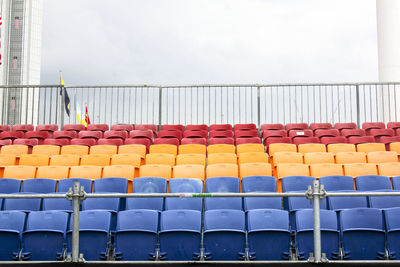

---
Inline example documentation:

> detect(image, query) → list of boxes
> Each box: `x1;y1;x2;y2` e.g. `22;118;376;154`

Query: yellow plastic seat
111;154;141;168
357;143;386;153
207;144;235;154
343;163;378;177
118;144;147;158
367;151;398;163
176;154;206;166
207;153;237;165
32;145;60;156
103;165;135;180
239;163;272;178
3;166;36;180
268;143;297;156
173;164;205;180
36;166;69;180
238;152;269;164
304;152;335;165
276;163;310;179
90;145;118;156
335;152;367;164
236;144;265;155
298;143;326;154
145;153;175;167
149;144;177;156
61;145;89;156
206;163;239;178
80;154;111;166
178;144;206;155
0;154;17;178
139;164;172;180
310;164;344;178
378;162;400;177
50;154;80;167
69;166;102;179
327;144;356;154
1;145;28;156
19;154;50;167
273;152;303;167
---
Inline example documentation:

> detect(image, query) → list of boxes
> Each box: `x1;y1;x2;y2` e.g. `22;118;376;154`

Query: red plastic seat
314;129;339;138
111;124;134;132
208;137;234;145
185;124;208;131
347;136;376;145
320;136;347;145
158;130;183;140
262;130;287;139
370;129;394;142
334;123;357;132
234;130;259;138
285;123;308;131
183;130;208;139
293;137;320;145
62;124;86;132
87;124;109;132
25;131;50;145
97;138;123;146
0;125;11;132
13;139;38;153
209;124;233;131
341;129;366;138
129;130;154;141
104;130;128;140
53;131;77;140
181;138;207;145
0;131;24;140
43;138;70;146
134;124;158;135
12;124;34;132
154;138;180;146
161;124;184;132
36;124;58;132
233;124;257;131
387;122;400;131
380;136;400;150
70;138;97;146
124;138;151;151
288;129;313;139
209;130;233;138
309;123;332;131
260;124;284;131
78;131;103;140
235;137;261;145
0;140;12;147
362;122;385;135
263;137;291;147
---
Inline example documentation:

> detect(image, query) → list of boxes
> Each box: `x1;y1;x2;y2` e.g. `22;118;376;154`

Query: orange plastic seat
32;145;60;156
149;144;177;156
327;144;356;154
139;164;172;179
268;143;297;156
240;163;272;178
357;143;386;153
378;162;400;177
90;145;118;155
69;166;102;179
367;151;398;163
206;163;239;178
61;145;89;156
304;152;335;165
3;166;36;180
238;152;269;164
310;164;344;178
19;154;50;167
80;154;111;166
145;153;175;167
111;154;141;168
276;163;310;179
298;143;326;154
36;166;69;180
1;145;28;156
178;144;206;155
343;163;378;177
50;154;80;166
176;154;206;166
273;152;303;167
0;154;17;178
173;164;205;180
118;144;147;158
335;152;367;164
207;144;235;154
236;144;265;155
207;153;237;165
103;165;135;180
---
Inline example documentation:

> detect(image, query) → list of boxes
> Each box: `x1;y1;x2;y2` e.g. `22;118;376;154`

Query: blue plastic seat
159;210;201;261
369;190;400;209
165;178;203;211
296;209;339;260
355;175;392;191
242;176;281;211
0;211;26;260
67;210;111;261
393;177;400;190
327;190;368;211
281;176;315;193
384;207;400;259
340;208;386;260
203;209;246;261
247;209;290;260
205;177;242;210
126;177;167;211
22;211;68;261
58;178;92;193
319;176;354;191
93;177;128;193
3;192;41;212
114;210;158;261
82;193;120;212
0;178;21;193
21;178;57;193
42;193;72;212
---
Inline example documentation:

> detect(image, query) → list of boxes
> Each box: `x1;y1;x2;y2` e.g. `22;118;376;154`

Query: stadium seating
165;179;203;211
206;163;238;179
173;165;205;179
58;178;92;193
240;163;272;178
126;177;167;211
355;175;392;191
32;145;60;156
242;176;281;210
238;152;269;164
3;193;41;212
178;144;206;155
50;154;80;166
0;211;26;260
384;207;400;259
21;178;57;193
378;162;400;177
176;154;206;166
310;163;344;178
327;190;368;211
297;143;326;154
111;124;134;132
205;177;242;210
368;190;400;209
319;175;355;191
0;178;21;193
304;152;335;164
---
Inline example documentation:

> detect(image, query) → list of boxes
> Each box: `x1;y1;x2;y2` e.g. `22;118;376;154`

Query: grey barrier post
71;181;81;262
312;180;322;263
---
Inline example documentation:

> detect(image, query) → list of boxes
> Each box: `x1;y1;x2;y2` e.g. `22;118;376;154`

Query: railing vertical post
356;84;361;128
312;180;322;263
158;87;163;126
257;85;261;128
71;181;80;263
60;86;65;129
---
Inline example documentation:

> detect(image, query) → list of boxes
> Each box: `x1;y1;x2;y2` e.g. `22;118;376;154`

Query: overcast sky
40;0;378;86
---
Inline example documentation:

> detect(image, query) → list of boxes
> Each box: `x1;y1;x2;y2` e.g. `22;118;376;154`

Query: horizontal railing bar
0;194;67;199
84;192;307;198
325;191;400;197
0;85;61;89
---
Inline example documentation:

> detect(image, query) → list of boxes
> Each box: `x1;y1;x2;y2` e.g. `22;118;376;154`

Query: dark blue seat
296;209;339;260
203;209;246;261
340;208;386;260
369;190;400;209
247;209;290;260
159;210;201;261
67;210;111;261
328;190;368;211
319;176;354;191
58;178;92;193
42;193;72;212
21;179;57;193
0;178;21;193
3;193;41;212
384;207;400;259
165;178;203;211
281;176;315;193
355;175;392;191
242;176;281;211
0;211;26;260
114;210;158;261
205;177;242;210
93;178;128;193
82;193;120;212
393;177;400;190
22;211;68;261
126;177;167;211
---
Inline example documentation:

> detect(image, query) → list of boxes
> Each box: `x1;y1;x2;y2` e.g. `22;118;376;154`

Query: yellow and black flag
60;73;71;116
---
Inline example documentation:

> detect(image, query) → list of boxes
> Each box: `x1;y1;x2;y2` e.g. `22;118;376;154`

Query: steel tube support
312;180;322;263
71;181;80;263
60;86;65;129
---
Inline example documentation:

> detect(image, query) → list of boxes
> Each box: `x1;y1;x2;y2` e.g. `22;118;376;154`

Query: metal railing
2;180;400;263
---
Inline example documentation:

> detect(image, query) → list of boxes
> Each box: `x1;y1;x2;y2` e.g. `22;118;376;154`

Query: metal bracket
65;186;87;202
306;185;313;201
319;184;327;199
64;253;85;262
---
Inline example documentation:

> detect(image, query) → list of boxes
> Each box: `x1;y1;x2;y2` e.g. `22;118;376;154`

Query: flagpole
60;70;65;129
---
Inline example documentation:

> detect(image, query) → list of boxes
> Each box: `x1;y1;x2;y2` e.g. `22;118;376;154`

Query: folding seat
367;151;397;163
178;144;206;155
343;163;378;177
334;122;357;132
12;124;34;132
181;138;207;145
240;163;272;178
165;179;203;211
111;154;141;168
3;166;36;180
209;124;233;131
327;143;355;154
183;130;208;139
328;189;368;210
162;124;184;132
208;137;234;145
310;164;344;178
82;195;120;216
296;209;339;260
13;139;38;152
273;152;303;167
87;124;109;132
42;193;72;212
347;136;376;145
125;138;152;153
0;131;25;141
70;138;97;146
118;144;146;158
247;209;290;260
89;144;117;155
281;176;315;193
370;128;395;142
32;145;60;156
69;166;102;179
242;176;281;210
67;210;111;261
207;144;235;154
0;178;21;193
205;177;242;210
368;190;400;209
319;175;355;191
235;137;261;145
0;139;12;147
62;124;85;132
362;122;385;135
78;130;103;140
341;129;366;138
1;145;29;161
58;178;92;193
384;208;400;259
114;210;158;261
126;177;167;211
297;143;326;154
395;128;400;136
234;123;257;132
238;152;269;164
262;130;287;142
388;122;400;131
146;153;175;167
0;154;16;178
0;211;26;260
50;154;80;166
21;178;57;193
80;154;111;166
206;163;238;178
207;153;237;165
176;154;206;166
129;130;154;141
25;131;49;144
355;175;392;190
61;145;89;155
319;136;347;145
149;144;177;156
111;124;134;132
139;164;172;179
53;130;77;140
357;142;386;153
19;154;50;167
314;129;340;139
103;165;135;180
173;165;205;180
335;152;366;164
340;208;386;260
292;137;319;145
134;124;158;135
0;125;11;132
158;130;183;140
103;130;128;140
276;164;310;179
153;137;180;146
304;152;335;164
36;166;69;180
285;123;308;132
378;162;400;177
21;211;68;261
234;129;259;138
310;123;332;131
268;143;297;156
236;143;264;155
203;209;246;260
288;129;313;140
186;124;208;131
3;193;41;212
389;141;400;154
209;130;233;138
380;137;400;150
260;124;284;131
